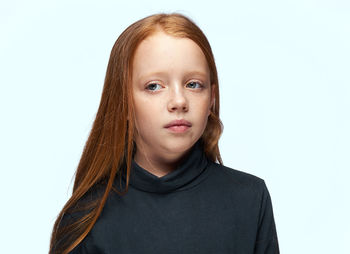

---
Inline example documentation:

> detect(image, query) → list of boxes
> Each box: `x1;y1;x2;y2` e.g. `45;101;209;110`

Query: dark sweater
63;140;279;253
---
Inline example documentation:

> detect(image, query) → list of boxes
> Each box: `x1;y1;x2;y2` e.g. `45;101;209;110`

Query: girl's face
132;30;215;163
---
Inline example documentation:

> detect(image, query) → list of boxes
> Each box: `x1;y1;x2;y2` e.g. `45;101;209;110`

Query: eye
145;83;162;92
186;81;203;89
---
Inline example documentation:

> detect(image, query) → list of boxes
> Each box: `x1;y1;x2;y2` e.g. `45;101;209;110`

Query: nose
167;83;188;112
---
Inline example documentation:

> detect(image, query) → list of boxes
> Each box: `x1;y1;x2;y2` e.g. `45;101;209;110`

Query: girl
49;13;279;254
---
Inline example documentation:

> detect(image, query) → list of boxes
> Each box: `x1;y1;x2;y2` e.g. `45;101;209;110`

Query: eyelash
145;81;203;92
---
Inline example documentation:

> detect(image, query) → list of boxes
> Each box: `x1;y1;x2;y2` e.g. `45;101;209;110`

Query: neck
133;148;190;178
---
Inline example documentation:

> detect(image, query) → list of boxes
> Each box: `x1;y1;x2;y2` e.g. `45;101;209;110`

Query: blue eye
187;81;203;89
146;83;162;91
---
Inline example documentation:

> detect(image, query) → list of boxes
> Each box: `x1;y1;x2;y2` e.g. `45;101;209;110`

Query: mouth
164;119;192;133
164;119;192;128
166;125;191;133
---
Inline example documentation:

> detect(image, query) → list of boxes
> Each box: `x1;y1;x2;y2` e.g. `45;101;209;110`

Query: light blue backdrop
1;0;349;253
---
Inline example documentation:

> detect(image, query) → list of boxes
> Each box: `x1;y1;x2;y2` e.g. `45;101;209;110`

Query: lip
164;119;192;128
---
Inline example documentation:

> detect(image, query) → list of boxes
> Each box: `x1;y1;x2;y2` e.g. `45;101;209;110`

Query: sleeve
254;180;280;254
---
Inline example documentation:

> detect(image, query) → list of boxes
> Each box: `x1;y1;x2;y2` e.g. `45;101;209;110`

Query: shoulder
207;160;268;193
202;160;274;212
205;163;279;251
201;161;277;230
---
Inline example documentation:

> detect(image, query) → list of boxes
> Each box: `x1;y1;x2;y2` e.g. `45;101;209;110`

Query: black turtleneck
63;140;279;253
126;140;210;194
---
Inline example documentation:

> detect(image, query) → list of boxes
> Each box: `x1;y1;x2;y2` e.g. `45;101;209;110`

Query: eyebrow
138;70;208;80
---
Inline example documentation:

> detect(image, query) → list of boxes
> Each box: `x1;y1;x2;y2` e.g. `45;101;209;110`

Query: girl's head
50;12;223;254
132;25;216;166
104;13;223;165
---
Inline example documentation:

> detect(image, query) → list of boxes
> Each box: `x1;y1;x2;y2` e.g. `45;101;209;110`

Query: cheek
134;108;152;127
133;96;161;130
193;96;211;117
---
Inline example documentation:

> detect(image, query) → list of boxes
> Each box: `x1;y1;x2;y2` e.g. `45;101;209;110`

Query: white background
1;0;349;253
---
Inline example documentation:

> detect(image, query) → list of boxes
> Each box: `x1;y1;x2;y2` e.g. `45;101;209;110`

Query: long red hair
49;12;224;254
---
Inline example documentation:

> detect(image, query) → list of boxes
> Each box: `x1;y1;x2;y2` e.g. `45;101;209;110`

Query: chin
162;139;196;153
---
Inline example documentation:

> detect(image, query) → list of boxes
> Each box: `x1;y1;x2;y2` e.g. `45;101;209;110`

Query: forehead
132;31;210;80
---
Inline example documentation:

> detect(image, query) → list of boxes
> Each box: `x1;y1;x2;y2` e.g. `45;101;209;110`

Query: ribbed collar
123;139;209;194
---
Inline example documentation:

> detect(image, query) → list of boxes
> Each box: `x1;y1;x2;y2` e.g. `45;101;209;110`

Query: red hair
49;12;223;254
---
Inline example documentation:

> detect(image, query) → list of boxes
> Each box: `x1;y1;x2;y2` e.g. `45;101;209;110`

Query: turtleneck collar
123;139;209;194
